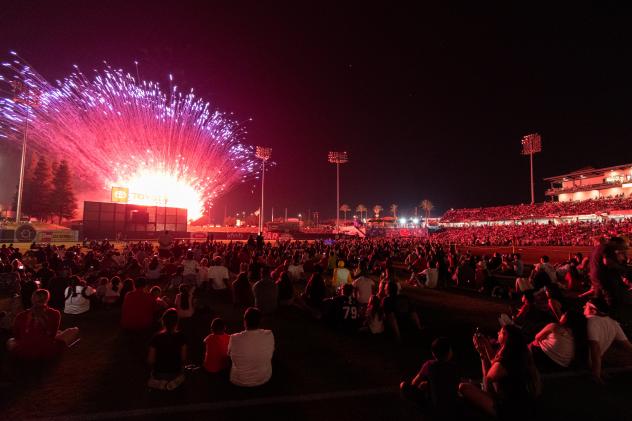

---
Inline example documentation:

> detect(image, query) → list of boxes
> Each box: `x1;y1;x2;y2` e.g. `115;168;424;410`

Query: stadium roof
544;163;632;182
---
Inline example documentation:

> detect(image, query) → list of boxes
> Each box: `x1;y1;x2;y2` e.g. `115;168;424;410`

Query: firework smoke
0;52;258;219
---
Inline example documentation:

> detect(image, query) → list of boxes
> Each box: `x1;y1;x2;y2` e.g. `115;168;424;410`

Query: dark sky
1;2;632;221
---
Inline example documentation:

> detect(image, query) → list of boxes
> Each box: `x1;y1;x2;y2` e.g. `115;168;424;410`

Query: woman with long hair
63;276;96;315
232;263;254;307
459;324;541;420
8;289;79;360
147;308;187;390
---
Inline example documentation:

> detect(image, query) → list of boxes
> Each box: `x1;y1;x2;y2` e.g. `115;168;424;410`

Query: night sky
1;3;632;221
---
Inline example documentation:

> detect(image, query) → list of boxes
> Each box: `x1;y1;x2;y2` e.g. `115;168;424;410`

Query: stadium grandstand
435;164;632;245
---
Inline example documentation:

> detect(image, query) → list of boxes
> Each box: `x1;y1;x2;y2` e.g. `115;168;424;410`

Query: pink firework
0;52;259;219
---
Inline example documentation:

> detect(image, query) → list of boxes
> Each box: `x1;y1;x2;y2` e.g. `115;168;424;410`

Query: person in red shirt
121;278;157;330
203;317;230;373
8;289;79;360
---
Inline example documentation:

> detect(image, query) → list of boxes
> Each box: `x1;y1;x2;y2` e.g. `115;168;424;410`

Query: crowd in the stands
429;219;632;246
440;196;632;223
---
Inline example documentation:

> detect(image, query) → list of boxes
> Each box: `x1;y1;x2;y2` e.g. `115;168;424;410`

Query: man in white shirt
585;297;632;383
352;269;374;305
228;307;275;387
207;256;230;290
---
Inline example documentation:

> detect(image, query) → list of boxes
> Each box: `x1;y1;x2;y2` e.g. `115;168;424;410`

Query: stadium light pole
328;151;348;233
10;81;40;224
521;133;542;205
256;146;272;235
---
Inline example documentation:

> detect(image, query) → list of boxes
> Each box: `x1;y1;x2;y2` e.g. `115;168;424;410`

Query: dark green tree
28;156;53;221
49;160;77;224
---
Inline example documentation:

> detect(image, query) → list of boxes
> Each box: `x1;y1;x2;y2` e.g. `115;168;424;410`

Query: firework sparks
0;53;259;220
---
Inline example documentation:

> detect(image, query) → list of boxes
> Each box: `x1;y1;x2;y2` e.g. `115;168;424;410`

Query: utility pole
10;81;40;223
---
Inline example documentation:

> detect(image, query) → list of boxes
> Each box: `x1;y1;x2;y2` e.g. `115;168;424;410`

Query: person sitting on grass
530;310;588;372
459;324;541;420
63;276;96;315
364;294;384;334
121;278;157;331
275;271;294;306
102;277;121;307
252;267;278;315
353;267;374;307
332;260;352;290
584;297;632;384
7;289;79;360
147;308;187;390
400;337;459;416
203;317;230;374
294;266;327;319
382;281;422;343
228;307;275;387
150;286;169;314
232;263;254;308
511;289;554;342
327;283;361;333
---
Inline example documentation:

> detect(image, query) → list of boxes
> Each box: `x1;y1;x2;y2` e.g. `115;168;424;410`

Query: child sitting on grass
203;318;230;374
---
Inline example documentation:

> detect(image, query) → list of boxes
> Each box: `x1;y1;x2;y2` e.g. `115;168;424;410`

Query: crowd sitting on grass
440;196;632;223
0;236;428;388
0;233;631;418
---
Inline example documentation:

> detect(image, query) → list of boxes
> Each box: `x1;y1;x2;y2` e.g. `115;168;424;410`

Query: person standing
228;307;275;387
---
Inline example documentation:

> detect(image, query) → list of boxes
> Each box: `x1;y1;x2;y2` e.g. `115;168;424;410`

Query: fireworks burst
0;52;259;220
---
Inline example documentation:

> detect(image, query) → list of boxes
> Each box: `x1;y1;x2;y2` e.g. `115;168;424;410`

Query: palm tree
389;203;398;218
420;199;434;227
339;203;351;221
373;204;383;218
356;204;367;220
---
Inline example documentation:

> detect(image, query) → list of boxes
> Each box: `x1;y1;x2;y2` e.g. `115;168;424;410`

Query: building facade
545;164;632;202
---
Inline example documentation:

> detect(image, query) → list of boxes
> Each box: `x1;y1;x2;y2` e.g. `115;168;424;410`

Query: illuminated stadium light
521;133;542;205
255;146;272;234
